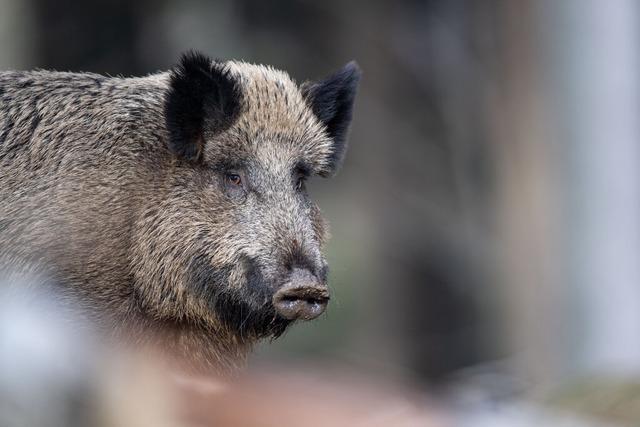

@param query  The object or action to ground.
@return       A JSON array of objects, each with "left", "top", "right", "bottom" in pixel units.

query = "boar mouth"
[
  {"left": 189, "top": 255, "right": 330, "bottom": 338},
  {"left": 188, "top": 255, "right": 293, "bottom": 338},
  {"left": 211, "top": 288, "right": 293, "bottom": 338}
]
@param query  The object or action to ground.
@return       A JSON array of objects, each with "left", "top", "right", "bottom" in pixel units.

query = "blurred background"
[{"left": 2, "top": 0, "right": 640, "bottom": 425}]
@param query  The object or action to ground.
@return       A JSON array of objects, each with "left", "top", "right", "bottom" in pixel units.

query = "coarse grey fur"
[{"left": 0, "top": 52, "right": 361, "bottom": 373}]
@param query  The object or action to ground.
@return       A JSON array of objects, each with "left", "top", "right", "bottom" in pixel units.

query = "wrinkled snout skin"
[{"left": 0, "top": 51, "right": 360, "bottom": 373}]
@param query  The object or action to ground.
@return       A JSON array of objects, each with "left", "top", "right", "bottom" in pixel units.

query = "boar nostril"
[
  {"left": 272, "top": 286, "right": 329, "bottom": 321},
  {"left": 272, "top": 269, "right": 329, "bottom": 321}
]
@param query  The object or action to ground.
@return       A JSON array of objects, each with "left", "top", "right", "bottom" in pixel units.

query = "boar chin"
[
  {"left": 188, "top": 254, "right": 292, "bottom": 338},
  {"left": 213, "top": 291, "right": 292, "bottom": 339}
]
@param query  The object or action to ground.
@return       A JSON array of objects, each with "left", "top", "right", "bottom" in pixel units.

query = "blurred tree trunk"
[
  {"left": 0, "top": 0, "right": 35, "bottom": 69},
  {"left": 492, "top": 0, "right": 564, "bottom": 387},
  {"left": 495, "top": 0, "right": 640, "bottom": 388},
  {"left": 544, "top": 0, "right": 640, "bottom": 376}
]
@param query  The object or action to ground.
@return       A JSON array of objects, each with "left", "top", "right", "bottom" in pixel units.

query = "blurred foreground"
[
  {"left": 0, "top": 282, "right": 443, "bottom": 427},
  {"left": 0, "top": 282, "right": 635, "bottom": 427}
]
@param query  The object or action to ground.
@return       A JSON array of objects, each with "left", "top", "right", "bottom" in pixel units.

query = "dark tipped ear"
[
  {"left": 302, "top": 61, "right": 361, "bottom": 174},
  {"left": 164, "top": 51, "right": 242, "bottom": 162}
]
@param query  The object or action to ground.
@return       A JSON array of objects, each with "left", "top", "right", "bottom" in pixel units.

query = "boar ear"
[
  {"left": 165, "top": 51, "right": 242, "bottom": 162},
  {"left": 302, "top": 61, "right": 361, "bottom": 174}
]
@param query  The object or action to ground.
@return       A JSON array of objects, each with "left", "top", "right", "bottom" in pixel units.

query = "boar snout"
[{"left": 272, "top": 268, "right": 329, "bottom": 321}]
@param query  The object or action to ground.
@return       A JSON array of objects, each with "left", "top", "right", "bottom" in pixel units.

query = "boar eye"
[
  {"left": 225, "top": 172, "right": 242, "bottom": 187},
  {"left": 222, "top": 170, "right": 246, "bottom": 200}
]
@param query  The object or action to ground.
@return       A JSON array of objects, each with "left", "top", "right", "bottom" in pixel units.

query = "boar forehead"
[{"left": 201, "top": 61, "right": 334, "bottom": 174}]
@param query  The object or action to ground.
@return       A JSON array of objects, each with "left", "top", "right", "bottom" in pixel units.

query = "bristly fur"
[
  {"left": 165, "top": 51, "right": 243, "bottom": 162},
  {"left": 0, "top": 51, "right": 360, "bottom": 375},
  {"left": 302, "top": 61, "right": 362, "bottom": 175}
]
